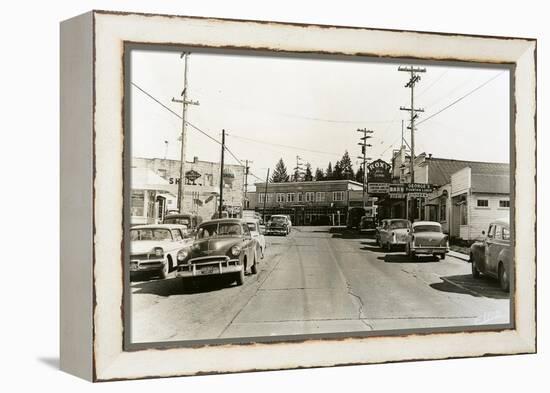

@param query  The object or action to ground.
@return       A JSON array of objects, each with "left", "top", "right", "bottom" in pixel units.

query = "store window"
[
  {"left": 131, "top": 190, "right": 145, "bottom": 216},
  {"left": 460, "top": 201, "right": 468, "bottom": 225},
  {"left": 315, "top": 192, "right": 326, "bottom": 202},
  {"left": 333, "top": 191, "right": 344, "bottom": 201},
  {"left": 499, "top": 200, "right": 510, "bottom": 208},
  {"left": 477, "top": 199, "right": 489, "bottom": 207}
]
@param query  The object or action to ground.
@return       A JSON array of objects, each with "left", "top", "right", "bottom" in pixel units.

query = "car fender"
[{"left": 498, "top": 246, "right": 512, "bottom": 271}]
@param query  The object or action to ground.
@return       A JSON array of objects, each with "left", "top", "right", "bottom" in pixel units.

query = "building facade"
[
  {"left": 386, "top": 148, "right": 510, "bottom": 240},
  {"left": 132, "top": 156, "right": 245, "bottom": 223},
  {"left": 248, "top": 180, "right": 364, "bottom": 226}
]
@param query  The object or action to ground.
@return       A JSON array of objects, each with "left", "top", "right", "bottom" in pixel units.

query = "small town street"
[{"left": 130, "top": 226, "right": 509, "bottom": 343}]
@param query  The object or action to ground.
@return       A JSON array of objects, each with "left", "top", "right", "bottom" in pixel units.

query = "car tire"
[
  {"left": 498, "top": 263, "right": 509, "bottom": 292},
  {"left": 251, "top": 257, "right": 258, "bottom": 275},
  {"left": 235, "top": 269, "right": 245, "bottom": 286},
  {"left": 471, "top": 257, "right": 481, "bottom": 278},
  {"left": 439, "top": 253, "right": 446, "bottom": 260},
  {"left": 261, "top": 246, "right": 265, "bottom": 259},
  {"left": 159, "top": 259, "right": 171, "bottom": 279},
  {"left": 386, "top": 242, "right": 392, "bottom": 252}
]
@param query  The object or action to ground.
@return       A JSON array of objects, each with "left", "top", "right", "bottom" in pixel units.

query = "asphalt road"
[{"left": 130, "top": 226, "right": 510, "bottom": 344}]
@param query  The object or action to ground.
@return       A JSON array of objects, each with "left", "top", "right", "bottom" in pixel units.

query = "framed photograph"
[{"left": 60, "top": 10, "right": 536, "bottom": 381}]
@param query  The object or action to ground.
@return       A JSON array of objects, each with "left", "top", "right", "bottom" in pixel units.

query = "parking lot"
[{"left": 130, "top": 226, "right": 510, "bottom": 344}]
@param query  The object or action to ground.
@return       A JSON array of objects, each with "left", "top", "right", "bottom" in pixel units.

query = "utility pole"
[
  {"left": 243, "top": 159, "right": 252, "bottom": 209},
  {"left": 357, "top": 128, "right": 374, "bottom": 208},
  {"left": 172, "top": 52, "right": 200, "bottom": 213},
  {"left": 218, "top": 129, "right": 226, "bottom": 218},
  {"left": 262, "top": 168, "right": 270, "bottom": 222},
  {"left": 399, "top": 65, "right": 426, "bottom": 221}
]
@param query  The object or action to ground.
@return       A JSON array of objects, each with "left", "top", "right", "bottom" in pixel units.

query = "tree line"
[{"left": 270, "top": 151, "right": 365, "bottom": 184}]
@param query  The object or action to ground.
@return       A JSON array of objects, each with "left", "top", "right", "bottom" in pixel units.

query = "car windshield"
[
  {"left": 414, "top": 225, "right": 442, "bottom": 233},
  {"left": 164, "top": 217, "right": 190, "bottom": 226},
  {"left": 130, "top": 228, "right": 172, "bottom": 241},
  {"left": 246, "top": 223, "right": 258, "bottom": 232},
  {"left": 196, "top": 223, "right": 242, "bottom": 239},
  {"left": 272, "top": 216, "right": 286, "bottom": 223},
  {"left": 389, "top": 220, "right": 409, "bottom": 229}
]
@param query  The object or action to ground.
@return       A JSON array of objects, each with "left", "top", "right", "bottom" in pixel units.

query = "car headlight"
[
  {"left": 153, "top": 247, "right": 164, "bottom": 257},
  {"left": 177, "top": 249, "right": 188, "bottom": 262},
  {"left": 231, "top": 245, "right": 241, "bottom": 257}
]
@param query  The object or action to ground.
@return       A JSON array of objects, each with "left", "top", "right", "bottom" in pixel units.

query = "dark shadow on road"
[
  {"left": 131, "top": 276, "right": 241, "bottom": 296},
  {"left": 330, "top": 228, "right": 375, "bottom": 239},
  {"left": 379, "top": 254, "right": 440, "bottom": 263},
  {"left": 431, "top": 274, "right": 509, "bottom": 299},
  {"left": 359, "top": 244, "right": 387, "bottom": 253},
  {"left": 37, "top": 357, "right": 59, "bottom": 370}
]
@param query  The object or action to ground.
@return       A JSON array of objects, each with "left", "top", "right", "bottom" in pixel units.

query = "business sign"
[
  {"left": 185, "top": 169, "right": 201, "bottom": 184},
  {"left": 389, "top": 184, "right": 405, "bottom": 194},
  {"left": 404, "top": 183, "right": 435, "bottom": 194},
  {"left": 408, "top": 193, "right": 429, "bottom": 198},
  {"left": 367, "top": 159, "right": 391, "bottom": 183},
  {"left": 367, "top": 182, "right": 390, "bottom": 194}
]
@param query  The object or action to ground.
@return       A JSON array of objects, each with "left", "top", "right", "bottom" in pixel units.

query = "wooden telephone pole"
[
  {"left": 399, "top": 65, "right": 426, "bottom": 221},
  {"left": 218, "top": 129, "right": 226, "bottom": 217},
  {"left": 357, "top": 128, "right": 374, "bottom": 207},
  {"left": 172, "top": 52, "right": 200, "bottom": 213}
]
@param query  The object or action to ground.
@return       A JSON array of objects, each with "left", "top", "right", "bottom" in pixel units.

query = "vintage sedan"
[
  {"left": 245, "top": 219, "right": 266, "bottom": 259},
  {"left": 405, "top": 221, "right": 449, "bottom": 259},
  {"left": 265, "top": 215, "right": 291, "bottom": 236},
  {"left": 377, "top": 219, "right": 411, "bottom": 251},
  {"left": 176, "top": 218, "right": 258, "bottom": 286},
  {"left": 129, "top": 224, "right": 193, "bottom": 279},
  {"left": 470, "top": 218, "right": 511, "bottom": 291}
]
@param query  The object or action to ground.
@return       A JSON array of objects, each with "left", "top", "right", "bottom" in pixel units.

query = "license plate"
[
  {"left": 199, "top": 266, "right": 219, "bottom": 275},
  {"left": 130, "top": 261, "right": 139, "bottom": 271}
]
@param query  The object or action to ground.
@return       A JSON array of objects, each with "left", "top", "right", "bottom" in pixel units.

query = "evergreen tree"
[
  {"left": 314, "top": 168, "right": 324, "bottom": 181},
  {"left": 355, "top": 165, "right": 364, "bottom": 183},
  {"left": 304, "top": 163, "right": 313, "bottom": 181},
  {"left": 340, "top": 151, "right": 355, "bottom": 180},
  {"left": 326, "top": 162, "right": 333, "bottom": 180},
  {"left": 333, "top": 160, "right": 343, "bottom": 180},
  {"left": 271, "top": 158, "right": 290, "bottom": 183}
]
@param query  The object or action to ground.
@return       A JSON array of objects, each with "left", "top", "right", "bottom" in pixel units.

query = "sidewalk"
[{"left": 448, "top": 250, "right": 469, "bottom": 262}]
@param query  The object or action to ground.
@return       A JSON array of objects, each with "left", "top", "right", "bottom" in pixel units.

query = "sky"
[{"left": 130, "top": 48, "right": 510, "bottom": 188}]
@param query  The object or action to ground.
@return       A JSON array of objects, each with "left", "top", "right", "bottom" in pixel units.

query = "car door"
[
  {"left": 480, "top": 224, "right": 495, "bottom": 274},
  {"left": 487, "top": 224, "right": 505, "bottom": 276}
]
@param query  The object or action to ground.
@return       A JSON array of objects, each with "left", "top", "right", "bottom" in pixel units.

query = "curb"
[{"left": 448, "top": 250, "right": 470, "bottom": 262}]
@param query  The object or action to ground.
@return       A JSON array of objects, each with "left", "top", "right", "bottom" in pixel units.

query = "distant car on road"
[
  {"left": 470, "top": 218, "right": 511, "bottom": 291},
  {"left": 359, "top": 215, "right": 377, "bottom": 232},
  {"left": 245, "top": 219, "right": 266, "bottom": 259},
  {"left": 176, "top": 218, "right": 258, "bottom": 286},
  {"left": 405, "top": 221, "right": 449, "bottom": 260},
  {"left": 347, "top": 207, "right": 366, "bottom": 230},
  {"left": 266, "top": 214, "right": 291, "bottom": 236},
  {"left": 130, "top": 224, "right": 193, "bottom": 279},
  {"left": 377, "top": 219, "right": 411, "bottom": 251}
]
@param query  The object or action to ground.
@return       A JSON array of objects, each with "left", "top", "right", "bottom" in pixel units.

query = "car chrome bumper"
[
  {"left": 266, "top": 228, "right": 287, "bottom": 234},
  {"left": 176, "top": 258, "right": 242, "bottom": 278},
  {"left": 410, "top": 247, "right": 449, "bottom": 254},
  {"left": 129, "top": 259, "right": 164, "bottom": 272}
]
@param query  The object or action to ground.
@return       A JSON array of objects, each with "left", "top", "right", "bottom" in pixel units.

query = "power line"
[
  {"left": 416, "top": 71, "right": 505, "bottom": 126},
  {"left": 131, "top": 82, "right": 220, "bottom": 146},
  {"left": 226, "top": 133, "right": 341, "bottom": 157}
]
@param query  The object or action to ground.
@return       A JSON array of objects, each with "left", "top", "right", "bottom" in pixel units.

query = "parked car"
[
  {"left": 377, "top": 219, "right": 411, "bottom": 251},
  {"left": 129, "top": 224, "right": 193, "bottom": 279},
  {"left": 359, "top": 215, "right": 377, "bottom": 232},
  {"left": 405, "top": 221, "right": 449, "bottom": 259},
  {"left": 175, "top": 218, "right": 258, "bottom": 286},
  {"left": 347, "top": 207, "right": 366, "bottom": 230},
  {"left": 163, "top": 213, "right": 203, "bottom": 232},
  {"left": 266, "top": 215, "right": 291, "bottom": 236},
  {"left": 470, "top": 218, "right": 511, "bottom": 291},
  {"left": 245, "top": 219, "right": 266, "bottom": 259}
]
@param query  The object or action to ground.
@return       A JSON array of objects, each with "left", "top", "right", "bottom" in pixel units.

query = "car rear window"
[{"left": 413, "top": 225, "right": 441, "bottom": 233}]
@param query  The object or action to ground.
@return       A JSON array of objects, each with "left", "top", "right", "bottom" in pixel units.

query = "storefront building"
[
  {"left": 132, "top": 156, "right": 245, "bottom": 223},
  {"left": 247, "top": 180, "right": 364, "bottom": 226}
]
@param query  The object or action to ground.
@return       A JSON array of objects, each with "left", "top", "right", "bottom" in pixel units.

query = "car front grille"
[{"left": 130, "top": 253, "right": 150, "bottom": 261}]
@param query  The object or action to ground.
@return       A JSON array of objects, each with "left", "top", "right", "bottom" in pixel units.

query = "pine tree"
[
  {"left": 326, "top": 162, "right": 333, "bottom": 180},
  {"left": 333, "top": 160, "right": 343, "bottom": 180},
  {"left": 271, "top": 158, "right": 290, "bottom": 183},
  {"left": 304, "top": 163, "right": 313, "bottom": 181},
  {"left": 355, "top": 166, "right": 364, "bottom": 183},
  {"left": 314, "top": 168, "right": 324, "bottom": 181},
  {"left": 339, "top": 151, "right": 355, "bottom": 180}
]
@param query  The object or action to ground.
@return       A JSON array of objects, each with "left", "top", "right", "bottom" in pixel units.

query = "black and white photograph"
[{"left": 126, "top": 47, "right": 512, "bottom": 345}]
